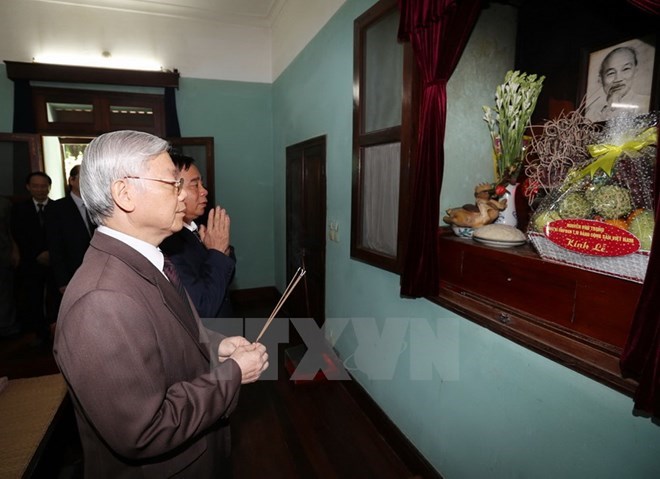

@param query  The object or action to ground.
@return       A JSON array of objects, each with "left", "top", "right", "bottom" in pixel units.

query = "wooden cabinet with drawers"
[{"left": 429, "top": 227, "right": 642, "bottom": 395}]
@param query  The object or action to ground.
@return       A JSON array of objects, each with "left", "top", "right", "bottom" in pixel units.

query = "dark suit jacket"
[
  {"left": 160, "top": 228, "right": 236, "bottom": 318},
  {"left": 46, "top": 195, "right": 92, "bottom": 289},
  {"left": 53, "top": 232, "right": 242, "bottom": 478},
  {"left": 10, "top": 198, "right": 51, "bottom": 272}
]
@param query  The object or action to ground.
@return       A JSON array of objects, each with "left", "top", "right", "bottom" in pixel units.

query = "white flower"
[{"left": 483, "top": 70, "right": 545, "bottom": 182}]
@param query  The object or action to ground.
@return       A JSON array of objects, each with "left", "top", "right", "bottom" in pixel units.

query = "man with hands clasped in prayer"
[
  {"left": 53, "top": 130, "right": 268, "bottom": 478},
  {"left": 160, "top": 153, "right": 236, "bottom": 319}
]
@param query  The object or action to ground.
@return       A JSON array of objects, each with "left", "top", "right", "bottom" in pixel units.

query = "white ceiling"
[
  {"left": 1, "top": 0, "right": 347, "bottom": 82},
  {"left": 31, "top": 0, "right": 288, "bottom": 27}
]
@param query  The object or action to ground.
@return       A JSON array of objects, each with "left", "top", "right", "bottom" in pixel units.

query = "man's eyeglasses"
[{"left": 124, "top": 176, "right": 183, "bottom": 195}]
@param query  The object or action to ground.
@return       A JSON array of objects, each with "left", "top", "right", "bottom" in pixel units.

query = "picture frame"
[{"left": 580, "top": 35, "right": 656, "bottom": 122}]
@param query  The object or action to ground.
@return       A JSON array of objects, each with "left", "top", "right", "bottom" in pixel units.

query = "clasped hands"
[
  {"left": 218, "top": 336, "right": 269, "bottom": 384},
  {"left": 198, "top": 206, "right": 231, "bottom": 255}
]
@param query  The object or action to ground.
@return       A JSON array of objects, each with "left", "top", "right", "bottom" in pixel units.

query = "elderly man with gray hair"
[
  {"left": 53, "top": 130, "right": 268, "bottom": 478},
  {"left": 588, "top": 45, "right": 651, "bottom": 121}
]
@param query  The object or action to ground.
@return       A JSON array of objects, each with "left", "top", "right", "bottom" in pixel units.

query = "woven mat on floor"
[{"left": 0, "top": 374, "right": 67, "bottom": 479}]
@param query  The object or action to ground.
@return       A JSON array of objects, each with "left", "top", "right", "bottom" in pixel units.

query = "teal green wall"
[
  {"left": 272, "top": 1, "right": 660, "bottom": 478},
  {"left": 175, "top": 78, "right": 274, "bottom": 289}
]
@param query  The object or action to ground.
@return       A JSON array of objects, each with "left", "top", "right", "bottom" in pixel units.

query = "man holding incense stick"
[{"left": 53, "top": 130, "right": 268, "bottom": 478}]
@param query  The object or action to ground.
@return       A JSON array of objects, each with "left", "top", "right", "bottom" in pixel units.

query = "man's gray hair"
[{"left": 80, "top": 130, "right": 169, "bottom": 226}]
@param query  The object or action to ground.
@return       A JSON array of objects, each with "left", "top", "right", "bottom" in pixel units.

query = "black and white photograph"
[{"left": 584, "top": 36, "right": 655, "bottom": 122}]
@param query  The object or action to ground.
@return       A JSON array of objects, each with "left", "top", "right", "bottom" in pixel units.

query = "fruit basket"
[
  {"left": 527, "top": 114, "right": 656, "bottom": 283},
  {"left": 528, "top": 231, "right": 650, "bottom": 283}
]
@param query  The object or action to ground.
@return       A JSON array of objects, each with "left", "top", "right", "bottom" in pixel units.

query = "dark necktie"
[
  {"left": 37, "top": 203, "right": 45, "bottom": 227},
  {"left": 192, "top": 228, "right": 203, "bottom": 243},
  {"left": 162, "top": 255, "right": 198, "bottom": 336},
  {"left": 163, "top": 255, "right": 188, "bottom": 306}
]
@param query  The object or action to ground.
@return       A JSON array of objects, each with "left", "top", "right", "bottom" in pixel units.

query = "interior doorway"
[
  {"left": 285, "top": 136, "right": 327, "bottom": 331},
  {"left": 43, "top": 137, "right": 91, "bottom": 199}
]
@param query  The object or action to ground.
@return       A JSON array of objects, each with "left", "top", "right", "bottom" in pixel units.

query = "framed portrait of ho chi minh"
[{"left": 580, "top": 35, "right": 656, "bottom": 123}]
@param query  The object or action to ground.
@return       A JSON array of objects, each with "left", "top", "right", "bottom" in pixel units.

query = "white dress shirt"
[{"left": 95, "top": 226, "right": 166, "bottom": 277}]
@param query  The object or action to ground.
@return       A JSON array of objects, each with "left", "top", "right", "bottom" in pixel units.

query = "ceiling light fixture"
[{"left": 33, "top": 52, "right": 163, "bottom": 71}]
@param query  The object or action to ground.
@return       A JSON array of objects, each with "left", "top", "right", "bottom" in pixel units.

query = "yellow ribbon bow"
[{"left": 578, "top": 127, "right": 657, "bottom": 179}]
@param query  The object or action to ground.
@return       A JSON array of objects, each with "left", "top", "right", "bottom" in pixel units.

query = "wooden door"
[{"left": 285, "top": 136, "right": 326, "bottom": 330}]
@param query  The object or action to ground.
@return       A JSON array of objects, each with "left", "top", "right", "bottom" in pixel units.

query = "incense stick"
[
  {"left": 268, "top": 267, "right": 302, "bottom": 321},
  {"left": 255, "top": 268, "right": 306, "bottom": 342},
  {"left": 255, "top": 268, "right": 305, "bottom": 342}
]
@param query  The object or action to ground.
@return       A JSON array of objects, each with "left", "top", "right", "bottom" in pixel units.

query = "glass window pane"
[
  {"left": 364, "top": 10, "right": 403, "bottom": 133},
  {"left": 109, "top": 105, "right": 155, "bottom": 129},
  {"left": 46, "top": 102, "right": 93, "bottom": 124},
  {"left": 360, "top": 142, "right": 400, "bottom": 256}
]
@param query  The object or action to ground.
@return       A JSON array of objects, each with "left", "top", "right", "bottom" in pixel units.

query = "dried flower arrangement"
[
  {"left": 483, "top": 70, "right": 545, "bottom": 184},
  {"left": 524, "top": 104, "right": 603, "bottom": 205}
]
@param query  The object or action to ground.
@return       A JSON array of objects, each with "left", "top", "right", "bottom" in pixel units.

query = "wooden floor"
[
  {"left": 230, "top": 347, "right": 435, "bottom": 478},
  {"left": 0, "top": 297, "right": 440, "bottom": 479}
]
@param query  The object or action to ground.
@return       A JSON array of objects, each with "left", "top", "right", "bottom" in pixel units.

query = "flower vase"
[{"left": 495, "top": 183, "right": 518, "bottom": 228}]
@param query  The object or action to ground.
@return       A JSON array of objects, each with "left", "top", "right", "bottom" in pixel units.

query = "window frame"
[
  {"left": 32, "top": 86, "right": 166, "bottom": 137},
  {"left": 351, "top": 0, "right": 418, "bottom": 273},
  {"left": 3, "top": 62, "right": 215, "bottom": 208}
]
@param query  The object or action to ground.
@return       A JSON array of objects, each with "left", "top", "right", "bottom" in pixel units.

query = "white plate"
[{"left": 472, "top": 237, "right": 527, "bottom": 248}]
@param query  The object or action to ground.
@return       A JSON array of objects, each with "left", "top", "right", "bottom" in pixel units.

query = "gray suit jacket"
[{"left": 53, "top": 232, "right": 241, "bottom": 478}]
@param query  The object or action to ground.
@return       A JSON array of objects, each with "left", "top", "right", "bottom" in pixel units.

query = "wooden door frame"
[{"left": 285, "top": 135, "right": 327, "bottom": 325}]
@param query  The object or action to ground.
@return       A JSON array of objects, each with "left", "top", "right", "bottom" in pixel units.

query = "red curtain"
[
  {"left": 397, "top": 0, "right": 482, "bottom": 297},
  {"left": 619, "top": 0, "right": 659, "bottom": 420},
  {"left": 626, "top": 0, "right": 660, "bottom": 15},
  {"left": 620, "top": 134, "right": 660, "bottom": 418}
]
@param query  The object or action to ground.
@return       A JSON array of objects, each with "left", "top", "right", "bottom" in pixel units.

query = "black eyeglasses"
[{"left": 124, "top": 176, "right": 183, "bottom": 195}]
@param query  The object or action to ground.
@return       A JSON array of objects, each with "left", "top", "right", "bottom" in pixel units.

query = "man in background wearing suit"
[
  {"left": 160, "top": 153, "right": 236, "bottom": 318},
  {"left": 11, "top": 171, "right": 57, "bottom": 341},
  {"left": 54, "top": 130, "right": 268, "bottom": 478},
  {"left": 47, "top": 165, "right": 93, "bottom": 296}
]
